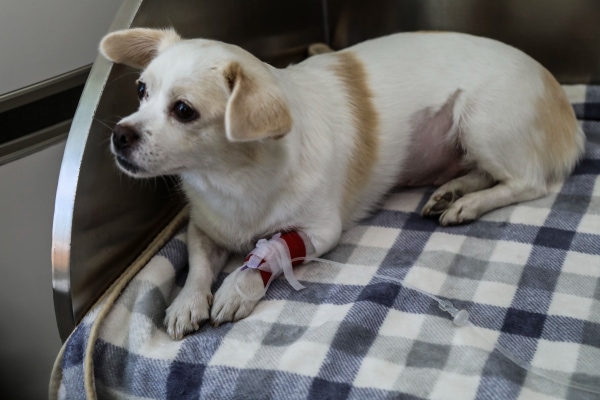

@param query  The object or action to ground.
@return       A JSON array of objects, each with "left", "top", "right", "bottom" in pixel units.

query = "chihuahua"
[{"left": 100, "top": 28, "right": 584, "bottom": 339}]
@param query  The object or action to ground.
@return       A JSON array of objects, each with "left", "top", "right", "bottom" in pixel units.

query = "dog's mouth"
[{"left": 115, "top": 155, "right": 145, "bottom": 175}]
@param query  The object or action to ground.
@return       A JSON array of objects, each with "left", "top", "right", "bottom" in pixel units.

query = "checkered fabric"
[{"left": 51, "top": 86, "right": 600, "bottom": 400}]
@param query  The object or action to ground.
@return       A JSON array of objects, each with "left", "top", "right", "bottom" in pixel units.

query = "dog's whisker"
[
  {"left": 94, "top": 118, "right": 114, "bottom": 132},
  {"left": 99, "top": 137, "right": 112, "bottom": 147}
]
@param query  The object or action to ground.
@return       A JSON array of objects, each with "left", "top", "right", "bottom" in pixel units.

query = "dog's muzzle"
[
  {"left": 111, "top": 124, "right": 143, "bottom": 174},
  {"left": 112, "top": 124, "right": 140, "bottom": 152}
]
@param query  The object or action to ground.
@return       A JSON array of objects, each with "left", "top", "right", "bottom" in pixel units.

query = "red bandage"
[{"left": 244, "top": 231, "right": 307, "bottom": 287}]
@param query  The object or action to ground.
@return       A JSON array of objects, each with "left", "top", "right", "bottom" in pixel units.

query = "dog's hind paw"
[
  {"left": 210, "top": 267, "right": 265, "bottom": 327},
  {"left": 164, "top": 289, "right": 212, "bottom": 340},
  {"left": 421, "top": 190, "right": 463, "bottom": 217},
  {"left": 439, "top": 198, "right": 479, "bottom": 226}
]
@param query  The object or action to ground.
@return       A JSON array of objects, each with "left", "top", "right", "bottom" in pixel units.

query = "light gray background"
[
  {"left": 0, "top": 0, "right": 123, "bottom": 398},
  {"left": 0, "top": 0, "right": 124, "bottom": 95}
]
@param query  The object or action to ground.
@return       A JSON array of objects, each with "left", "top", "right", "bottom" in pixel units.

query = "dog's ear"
[
  {"left": 100, "top": 28, "right": 181, "bottom": 69},
  {"left": 223, "top": 62, "right": 293, "bottom": 142}
]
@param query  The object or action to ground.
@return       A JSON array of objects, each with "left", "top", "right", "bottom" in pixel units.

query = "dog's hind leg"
[
  {"left": 423, "top": 129, "right": 550, "bottom": 226},
  {"left": 421, "top": 117, "right": 552, "bottom": 226},
  {"left": 427, "top": 66, "right": 583, "bottom": 226},
  {"left": 437, "top": 179, "right": 548, "bottom": 226}
]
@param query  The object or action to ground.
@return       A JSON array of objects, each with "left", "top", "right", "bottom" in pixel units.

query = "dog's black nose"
[{"left": 112, "top": 124, "right": 140, "bottom": 151}]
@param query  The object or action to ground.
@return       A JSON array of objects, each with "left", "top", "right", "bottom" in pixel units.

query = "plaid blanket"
[{"left": 51, "top": 86, "right": 600, "bottom": 400}]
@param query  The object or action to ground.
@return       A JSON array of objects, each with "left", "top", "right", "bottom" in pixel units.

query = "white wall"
[
  {"left": 0, "top": 0, "right": 124, "bottom": 95},
  {"left": 0, "top": 1, "right": 125, "bottom": 397},
  {"left": 0, "top": 141, "right": 66, "bottom": 399}
]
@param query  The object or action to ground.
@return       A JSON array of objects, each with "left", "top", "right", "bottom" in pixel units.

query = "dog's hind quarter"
[
  {"left": 330, "top": 51, "right": 380, "bottom": 222},
  {"left": 534, "top": 68, "right": 585, "bottom": 182}
]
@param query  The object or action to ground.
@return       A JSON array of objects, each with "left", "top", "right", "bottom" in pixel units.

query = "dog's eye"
[
  {"left": 137, "top": 81, "right": 146, "bottom": 100},
  {"left": 172, "top": 101, "right": 198, "bottom": 122}
]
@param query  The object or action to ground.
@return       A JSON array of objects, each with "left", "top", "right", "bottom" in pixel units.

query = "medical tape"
[{"left": 240, "top": 231, "right": 307, "bottom": 290}]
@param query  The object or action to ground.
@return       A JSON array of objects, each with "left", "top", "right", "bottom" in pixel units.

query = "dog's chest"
[{"left": 183, "top": 184, "right": 285, "bottom": 253}]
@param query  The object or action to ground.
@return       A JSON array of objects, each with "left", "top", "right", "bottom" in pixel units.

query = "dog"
[{"left": 100, "top": 28, "right": 584, "bottom": 339}]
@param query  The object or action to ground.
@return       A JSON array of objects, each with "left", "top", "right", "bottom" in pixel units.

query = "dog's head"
[{"left": 99, "top": 28, "right": 292, "bottom": 177}]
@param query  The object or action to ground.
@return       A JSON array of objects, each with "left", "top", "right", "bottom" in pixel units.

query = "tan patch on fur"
[
  {"left": 224, "top": 62, "right": 293, "bottom": 142},
  {"left": 332, "top": 51, "right": 379, "bottom": 218},
  {"left": 100, "top": 28, "right": 181, "bottom": 69},
  {"left": 223, "top": 62, "right": 240, "bottom": 91},
  {"left": 535, "top": 68, "right": 583, "bottom": 181}
]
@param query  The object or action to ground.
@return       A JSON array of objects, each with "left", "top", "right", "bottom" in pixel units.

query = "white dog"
[{"left": 100, "top": 28, "right": 584, "bottom": 339}]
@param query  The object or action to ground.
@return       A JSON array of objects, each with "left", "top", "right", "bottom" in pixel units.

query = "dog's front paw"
[
  {"left": 210, "top": 268, "right": 265, "bottom": 327},
  {"left": 164, "top": 289, "right": 212, "bottom": 340}
]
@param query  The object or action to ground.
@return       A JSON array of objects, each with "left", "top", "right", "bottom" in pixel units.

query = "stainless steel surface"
[
  {"left": 131, "top": 0, "right": 326, "bottom": 67},
  {"left": 53, "top": 0, "right": 600, "bottom": 341},
  {"left": 0, "top": 65, "right": 90, "bottom": 114},
  {"left": 0, "top": 121, "right": 69, "bottom": 166},
  {"left": 0, "top": 65, "right": 88, "bottom": 166},
  {"left": 327, "top": 0, "right": 600, "bottom": 84},
  {"left": 52, "top": 0, "right": 145, "bottom": 341}
]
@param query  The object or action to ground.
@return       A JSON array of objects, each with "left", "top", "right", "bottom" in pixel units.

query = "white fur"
[{"left": 100, "top": 29, "right": 584, "bottom": 339}]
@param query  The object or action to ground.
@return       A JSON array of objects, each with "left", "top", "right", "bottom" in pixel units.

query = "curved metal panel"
[
  {"left": 328, "top": 0, "right": 600, "bottom": 84},
  {"left": 53, "top": 0, "right": 149, "bottom": 341}
]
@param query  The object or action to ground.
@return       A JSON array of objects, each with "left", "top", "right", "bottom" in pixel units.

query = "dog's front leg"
[
  {"left": 210, "top": 221, "right": 342, "bottom": 326},
  {"left": 165, "top": 223, "right": 228, "bottom": 340}
]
